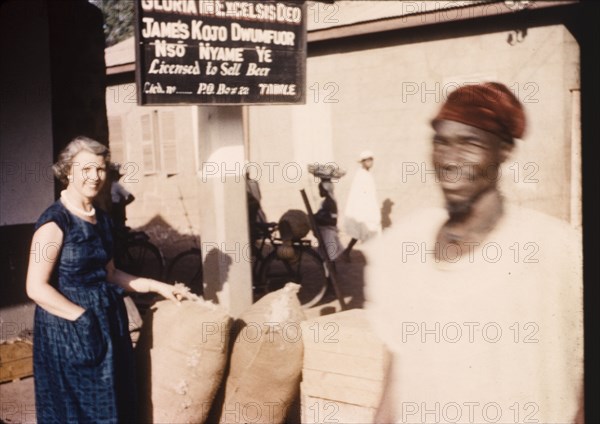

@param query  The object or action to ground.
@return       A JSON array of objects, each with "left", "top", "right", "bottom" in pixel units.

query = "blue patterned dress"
[{"left": 33, "top": 201, "right": 136, "bottom": 423}]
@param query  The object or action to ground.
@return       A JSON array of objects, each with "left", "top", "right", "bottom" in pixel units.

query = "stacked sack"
[
  {"left": 135, "top": 296, "right": 232, "bottom": 423},
  {"left": 218, "top": 283, "right": 307, "bottom": 424},
  {"left": 135, "top": 283, "right": 307, "bottom": 423}
]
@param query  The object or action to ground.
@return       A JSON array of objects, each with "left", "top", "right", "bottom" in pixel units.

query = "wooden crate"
[
  {"left": 301, "top": 390, "right": 377, "bottom": 424},
  {"left": 0, "top": 340, "right": 33, "bottom": 383},
  {"left": 300, "top": 309, "right": 388, "bottom": 419}
]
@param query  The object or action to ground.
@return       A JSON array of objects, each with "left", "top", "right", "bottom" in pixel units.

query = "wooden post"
[{"left": 197, "top": 106, "right": 253, "bottom": 317}]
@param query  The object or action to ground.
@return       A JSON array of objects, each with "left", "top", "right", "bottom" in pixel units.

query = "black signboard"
[{"left": 134, "top": 0, "right": 306, "bottom": 105}]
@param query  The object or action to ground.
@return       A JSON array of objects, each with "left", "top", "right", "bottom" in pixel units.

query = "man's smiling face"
[{"left": 432, "top": 120, "right": 513, "bottom": 214}]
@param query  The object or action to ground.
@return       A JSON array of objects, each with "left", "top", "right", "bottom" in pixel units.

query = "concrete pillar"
[{"left": 195, "top": 106, "right": 253, "bottom": 317}]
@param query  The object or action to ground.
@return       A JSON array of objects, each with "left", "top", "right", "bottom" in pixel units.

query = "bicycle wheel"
[
  {"left": 251, "top": 239, "right": 274, "bottom": 284},
  {"left": 167, "top": 248, "right": 203, "bottom": 295},
  {"left": 259, "top": 247, "right": 328, "bottom": 308},
  {"left": 121, "top": 240, "right": 164, "bottom": 281}
]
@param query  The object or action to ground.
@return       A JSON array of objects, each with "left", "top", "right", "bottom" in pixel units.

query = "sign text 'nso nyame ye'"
[{"left": 135, "top": 0, "right": 307, "bottom": 105}]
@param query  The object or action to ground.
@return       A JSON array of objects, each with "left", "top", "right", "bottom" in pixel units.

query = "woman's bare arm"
[
  {"left": 105, "top": 260, "right": 189, "bottom": 303},
  {"left": 26, "top": 222, "right": 85, "bottom": 321}
]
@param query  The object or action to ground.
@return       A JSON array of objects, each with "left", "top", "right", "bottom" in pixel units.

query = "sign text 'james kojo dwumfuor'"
[{"left": 135, "top": 0, "right": 307, "bottom": 105}]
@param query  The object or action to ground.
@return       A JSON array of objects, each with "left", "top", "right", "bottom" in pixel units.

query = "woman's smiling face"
[{"left": 67, "top": 150, "right": 107, "bottom": 200}]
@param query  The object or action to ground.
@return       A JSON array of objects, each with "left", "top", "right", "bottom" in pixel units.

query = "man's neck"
[{"left": 437, "top": 189, "right": 505, "bottom": 255}]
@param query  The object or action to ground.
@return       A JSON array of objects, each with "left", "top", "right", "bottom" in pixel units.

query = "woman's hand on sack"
[{"left": 146, "top": 279, "right": 191, "bottom": 303}]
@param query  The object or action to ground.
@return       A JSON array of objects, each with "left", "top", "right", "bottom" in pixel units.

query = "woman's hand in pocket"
[{"left": 69, "top": 309, "right": 107, "bottom": 367}]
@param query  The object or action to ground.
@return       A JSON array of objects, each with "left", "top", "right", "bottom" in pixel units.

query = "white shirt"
[{"left": 364, "top": 205, "right": 583, "bottom": 423}]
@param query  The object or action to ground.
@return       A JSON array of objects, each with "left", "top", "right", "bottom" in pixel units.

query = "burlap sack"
[
  {"left": 278, "top": 209, "right": 310, "bottom": 241},
  {"left": 219, "top": 283, "right": 306, "bottom": 424},
  {"left": 136, "top": 298, "right": 232, "bottom": 424}
]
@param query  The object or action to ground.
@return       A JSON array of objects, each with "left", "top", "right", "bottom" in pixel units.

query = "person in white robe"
[{"left": 342, "top": 150, "right": 381, "bottom": 261}]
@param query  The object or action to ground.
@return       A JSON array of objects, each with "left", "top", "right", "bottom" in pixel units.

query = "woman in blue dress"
[{"left": 25, "top": 136, "right": 189, "bottom": 423}]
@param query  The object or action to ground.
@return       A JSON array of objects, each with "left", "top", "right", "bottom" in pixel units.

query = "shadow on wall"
[
  {"left": 202, "top": 248, "right": 233, "bottom": 304},
  {"left": 341, "top": 250, "right": 367, "bottom": 310},
  {"left": 131, "top": 215, "right": 246, "bottom": 304},
  {"left": 134, "top": 215, "right": 200, "bottom": 262},
  {"left": 381, "top": 198, "right": 394, "bottom": 230}
]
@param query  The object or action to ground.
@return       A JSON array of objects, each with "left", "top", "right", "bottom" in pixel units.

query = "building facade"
[{"left": 105, "top": 1, "right": 583, "bottom": 260}]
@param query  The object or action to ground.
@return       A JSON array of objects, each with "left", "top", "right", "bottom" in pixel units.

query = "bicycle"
[
  {"left": 166, "top": 244, "right": 203, "bottom": 295},
  {"left": 255, "top": 235, "right": 329, "bottom": 308},
  {"left": 112, "top": 226, "right": 165, "bottom": 313},
  {"left": 165, "top": 220, "right": 329, "bottom": 308},
  {"left": 113, "top": 226, "right": 165, "bottom": 281},
  {"left": 250, "top": 221, "right": 277, "bottom": 279},
  {"left": 164, "top": 221, "right": 276, "bottom": 297},
  {"left": 251, "top": 216, "right": 329, "bottom": 308}
]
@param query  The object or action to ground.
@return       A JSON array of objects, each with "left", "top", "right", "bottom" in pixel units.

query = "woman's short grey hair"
[{"left": 52, "top": 136, "right": 111, "bottom": 186}]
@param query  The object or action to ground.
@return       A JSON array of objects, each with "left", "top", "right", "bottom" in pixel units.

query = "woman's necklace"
[{"left": 60, "top": 190, "right": 96, "bottom": 217}]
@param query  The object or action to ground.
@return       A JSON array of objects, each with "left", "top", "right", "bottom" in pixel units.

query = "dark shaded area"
[
  {"left": 577, "top": 2, "right": 600, "bottom": 423},
  {"left": 0, "top": 224, "right": 35, "bottom": 307},
  {"left": 0, "top": 0, "right": 108, "bottom": 309},
  {"left": 202, "top": 248, "right": 233, "bottom": 305},
  {"left": 381, "top": 198, "right": 395, "bottom": 230},
  {"left": 106, "top": 70, "right": 135, "bottom": 87},
  {"left": 48, "top": 0, "right": 109, "bottom": 197},
  {"left": 134, "top": 214, "right": 199, "bottom": 262},
  {"left": 126, "top": 214, "right": 203, "bottom": 298}
]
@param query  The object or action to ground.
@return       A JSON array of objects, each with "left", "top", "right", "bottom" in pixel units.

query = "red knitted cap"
[{"left": 432, "top": 82, "right": 526, "bottom": 140}]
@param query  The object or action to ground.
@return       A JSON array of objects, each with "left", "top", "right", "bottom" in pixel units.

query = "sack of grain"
[
  {"left": 136, "top": 296, "right": 232, "bottom": 424},
  {"left": 219, "top": 283, "right": 306, "bottom": 424},
  {"left": 278, "top": 209, "right": 310, "bottom": 241}
]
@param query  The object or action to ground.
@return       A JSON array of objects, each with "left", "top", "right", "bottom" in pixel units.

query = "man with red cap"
[{"left": 365, "top": 82, "right": 583, "bottom": 423}]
